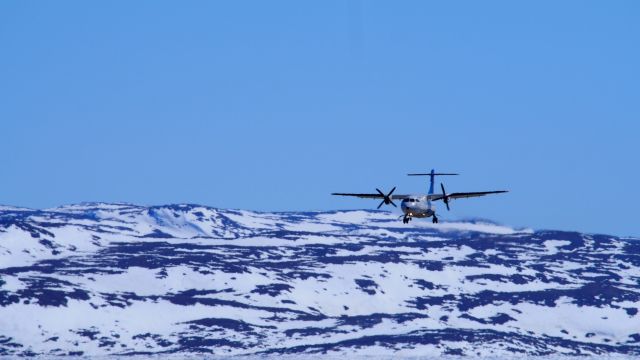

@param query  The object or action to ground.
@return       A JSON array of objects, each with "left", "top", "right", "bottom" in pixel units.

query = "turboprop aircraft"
[{"left": 332, "top": 169, "right": 508, "bottom": 224}]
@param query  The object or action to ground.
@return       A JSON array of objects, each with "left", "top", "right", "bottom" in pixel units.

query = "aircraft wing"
[
  {"left": 331, "top": 193, "right": 410, "bottom": 200},
  {"left": 429, "top": 190, "right": 508, "bottom": 201}
]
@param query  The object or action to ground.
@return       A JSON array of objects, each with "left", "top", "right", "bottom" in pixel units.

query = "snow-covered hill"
[{"left": 0, "top": 203, "right": 638, "bottom": 357}]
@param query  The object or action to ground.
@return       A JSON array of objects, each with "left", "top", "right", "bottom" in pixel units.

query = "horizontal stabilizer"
[{"left": 407, "top": 173, "right": 459, "bottom": 176}]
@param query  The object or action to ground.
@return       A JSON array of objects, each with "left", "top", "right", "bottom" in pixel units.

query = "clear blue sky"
[{"left": 1, "top": 1, "right": 638, "bottom": 236}]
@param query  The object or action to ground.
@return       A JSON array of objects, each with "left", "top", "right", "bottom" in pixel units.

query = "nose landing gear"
[
  {"left": 432, "top": 215, "right": 439, "bottom": 224},
  {"left": 403, "top": 215, "right": 412, "bottom": 224}
]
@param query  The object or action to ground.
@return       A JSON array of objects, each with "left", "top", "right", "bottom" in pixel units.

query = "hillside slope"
[{"left": 0, "top": 203, "right": 638, "bottom": 356}]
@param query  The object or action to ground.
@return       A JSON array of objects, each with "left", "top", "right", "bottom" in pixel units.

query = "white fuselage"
[{"left": 400, "top": 195, "right": 435, "bottom": 218}]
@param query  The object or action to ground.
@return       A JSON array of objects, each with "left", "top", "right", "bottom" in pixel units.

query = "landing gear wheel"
[{"left": 432, "top": 216, "right": 439, "bottom": 224}]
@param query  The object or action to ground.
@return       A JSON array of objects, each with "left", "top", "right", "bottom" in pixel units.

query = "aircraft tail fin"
[{"left": 407, "top": 170, "right": 458, "bottom": 195}]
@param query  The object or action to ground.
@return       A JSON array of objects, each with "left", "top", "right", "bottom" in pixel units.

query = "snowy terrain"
[{"left": 0, "top": 203, "right": 638, "bottom": 357}]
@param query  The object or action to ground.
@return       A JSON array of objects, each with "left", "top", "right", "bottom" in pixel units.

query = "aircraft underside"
[{"left": 402, "top": 207, "right": 437, "bottom": 224}]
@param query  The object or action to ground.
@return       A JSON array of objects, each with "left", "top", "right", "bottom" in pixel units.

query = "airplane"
[{"left": 332, "top": 169, "right": 508, "bottom": 224}]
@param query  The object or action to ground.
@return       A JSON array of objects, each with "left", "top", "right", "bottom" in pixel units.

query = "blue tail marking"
[{"left": 428, "top": 169, "right": 435, "bottom": 195}]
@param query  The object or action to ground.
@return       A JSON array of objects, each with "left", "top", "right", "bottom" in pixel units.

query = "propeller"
[
  {"left": 441, "top": 183, "right": 451, "bottom": 211},
  {"left": 376, "top": 187, "right": 397, "bottom": 209}
]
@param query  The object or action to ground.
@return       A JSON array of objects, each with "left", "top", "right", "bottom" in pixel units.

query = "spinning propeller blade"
[
  {"left": 441, "top": 183, "right": 451, "bottom": 211},
  {"left": 376, "top": 187, "right": 397, "bottom": 209}
]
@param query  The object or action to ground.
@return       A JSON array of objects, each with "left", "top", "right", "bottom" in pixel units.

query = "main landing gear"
[{"left": 401, "top": 215, "right": 438, "bottom": 224}]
